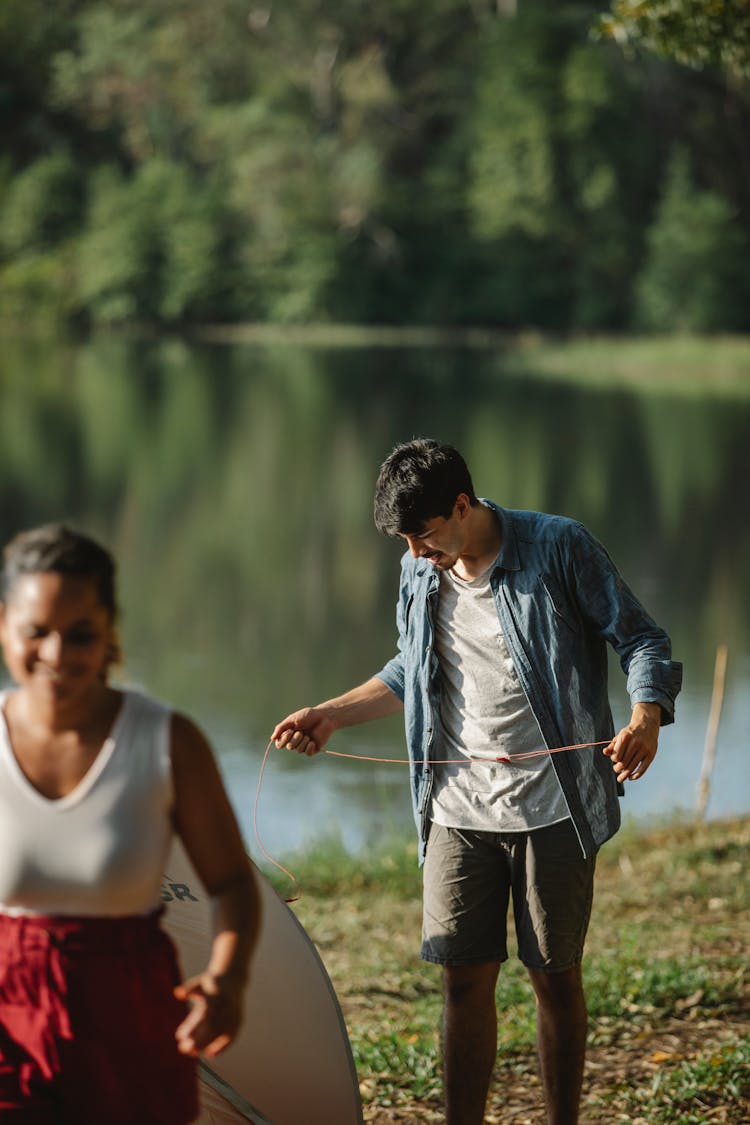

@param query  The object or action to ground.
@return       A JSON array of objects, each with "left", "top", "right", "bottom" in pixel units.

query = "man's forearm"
[
  {"left": 321, "top": 677, "right": 404, "bottom": 731},
  {"left": 630, "top": 701, "right": 662, "bottom": 729},
  {"left": 273, "top": 677, "right": 403, "bottom": 755}
]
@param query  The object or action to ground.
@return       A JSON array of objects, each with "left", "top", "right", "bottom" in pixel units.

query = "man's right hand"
[
  {"left": 272, "top": 707, "right": 335, "bottom": 756},
  {"left": 272, "top": 679, "right": 403, "bottom": 757}
]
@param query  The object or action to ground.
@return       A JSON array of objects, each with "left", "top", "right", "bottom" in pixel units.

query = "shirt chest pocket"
[
  {"left": 538, "top": 574, "right": 579, "bottom": 633},
  {"left": 402, "top": 588, "right": 435, "bottom": 656}
]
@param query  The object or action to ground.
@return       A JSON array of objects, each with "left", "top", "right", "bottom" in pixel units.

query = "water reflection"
[{"left": 0, "top": 334, "right": 748, "bottom": 856}]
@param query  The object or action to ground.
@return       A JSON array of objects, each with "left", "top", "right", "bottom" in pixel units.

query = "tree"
[
  {"left": 597, "top": 0, "right": 750, "bottom": 84},
  {"left": 634, "top": 146, "right": 750, "bottom": 331},
  {"left": 2, "top": 0, "right": 750, "bottom": 329}
]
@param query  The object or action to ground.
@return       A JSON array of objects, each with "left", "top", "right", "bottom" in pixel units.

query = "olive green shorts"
[{"left": 421, "top": 819, "right": 596, "bottom": 971}]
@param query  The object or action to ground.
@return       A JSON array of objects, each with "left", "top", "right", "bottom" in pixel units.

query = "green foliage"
[
  {"left": 1, "top": 0, "right": 750, "bottom": 329},
  {"left": 51, "top": 4, "right": 207, "bottom": 163},
  {"left": 262, "top": 833, "right": 422, "bottom": 899},
  {"left": 0, "top": 150, "right": 82, "bottom": 254},
  {"left": 622, "top": 1037, "right": 750, "bottom": 1122},
  {"left": 635, "top": 147, "right": 750, "bottom": 332},
  {"left": 468, "top": 14, "right": 559, "bottom": 242},
  {"left": 0, "top": 251, "right": 75, "bottom": 322},
  {"left": 0, "top": 150, "right": 84, "bottom": 320},
  {"left": 598, "top": 0, "right": 750, "bottom": 83},
  {"left": 465, "top": 6, "right": 668, "bottom": 328},
  {"left": 585, "top": 947, "right": 740, "bottom": 1031},
  {"left": 73, "top": 166, "right": 153, "bottom": 322},
  {"left": 0, "top": 0, "right": 83, "bottom": 163},
  {"left": 74, "top": 160, "right": 229, "bottom": 323},
  {"left": 354, "top": 1031, "right": 441, "bottom": 1102}
]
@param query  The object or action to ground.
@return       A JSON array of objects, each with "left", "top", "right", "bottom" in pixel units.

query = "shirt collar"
[{"left": 479, "top": 499, "right": 520, "bottom": 573}]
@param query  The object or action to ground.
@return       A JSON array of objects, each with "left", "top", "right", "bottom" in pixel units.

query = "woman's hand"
[
  {"left": 171, "top": 712, "right": 261, "bottom": 1058},
  {"left": 174, "top": 969, "right": 245, "bottom": 1058}
]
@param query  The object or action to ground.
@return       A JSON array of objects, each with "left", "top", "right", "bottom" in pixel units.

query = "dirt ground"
[
  {"left": 362, "top": 1009, "right": 750, "bottom": 1123},
  {"left": 295, "top": 818, "right": 750, "bottom": 1124}
]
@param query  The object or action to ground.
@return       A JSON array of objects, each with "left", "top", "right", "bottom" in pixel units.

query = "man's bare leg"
[
  {"left": 442, "top": 960, "right": 501, "bottom": 1125},
  {"left": 528, "top": 964, "right": 587, "bottom": 1125}
]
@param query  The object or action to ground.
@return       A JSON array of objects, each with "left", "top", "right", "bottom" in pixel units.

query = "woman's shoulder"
[{"left": 116, "top": 687, "right": 174, "bottom": 734}]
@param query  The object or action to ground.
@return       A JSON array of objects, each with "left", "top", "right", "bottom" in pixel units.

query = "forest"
[{"left": 1, "top": 0, "right": 749, "bottom": 332}]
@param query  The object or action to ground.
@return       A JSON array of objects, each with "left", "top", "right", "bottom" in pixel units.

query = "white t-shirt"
[
  {"left": 0, "top": 690, "right": 174, "bottom": 917},
  {"left": 430, "top": 560, "right": 570, "bottom": 832}
]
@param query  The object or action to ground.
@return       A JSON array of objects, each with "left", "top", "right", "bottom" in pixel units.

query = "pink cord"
[{"left": 254, "top": 737, "right": 610, "bottom": 902}]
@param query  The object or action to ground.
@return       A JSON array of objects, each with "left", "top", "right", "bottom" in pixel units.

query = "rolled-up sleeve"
[
  {"left": 375, "top": 654, "right": 405, "bottom": 700},
  {"left": 626, "top": 655, "right": 682, "bottom": 725}
]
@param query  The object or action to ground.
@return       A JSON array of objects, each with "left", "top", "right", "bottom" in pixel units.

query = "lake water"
[{"left": 1, "top": 332, "right": 748, "bottom": 861}]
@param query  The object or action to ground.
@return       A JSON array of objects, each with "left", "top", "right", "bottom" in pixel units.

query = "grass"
[
  {"left": 624, "top": 1037, "right": 750, "bottom": 1124},
  {"left": 503, "top": 334, "right": 750, "bottom": 394},
  {"left": 261, "top": 815, "right": 750, "bottom": 1122},
  {"left": 194, "top": 325, "right": 750, "bottom": 394}
]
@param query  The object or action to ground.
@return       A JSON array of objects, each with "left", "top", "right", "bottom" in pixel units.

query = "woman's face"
[{"left": 0, "top": 572, "right": 115, "bottom": 710}]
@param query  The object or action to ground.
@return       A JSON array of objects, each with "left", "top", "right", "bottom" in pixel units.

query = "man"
[{"left": 273, "top": 438, "right": 682, "bottom": 1125}]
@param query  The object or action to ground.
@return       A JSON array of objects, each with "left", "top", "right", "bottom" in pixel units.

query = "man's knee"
[
  {"left": 444, "top": 961, "right": 501, "bottom": 1007},
  {"left": 528, "top": 965, "right": 584, "bottom": 1011}
]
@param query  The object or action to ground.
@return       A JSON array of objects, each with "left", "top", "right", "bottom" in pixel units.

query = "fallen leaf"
[{"left": 675, "top": 988, "right": 704, "bottom": 1010}]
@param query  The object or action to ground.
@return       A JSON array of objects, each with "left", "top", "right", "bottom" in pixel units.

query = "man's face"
[{"left": 398, "top": 499, "right": 467, "bottom": 571}]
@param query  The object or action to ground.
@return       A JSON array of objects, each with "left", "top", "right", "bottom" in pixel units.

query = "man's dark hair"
[
  {"left": 1, "top": 523, "right": 118, "bottom": 617},
  {"left": 374, "top": 439, "right": 478, "bottom": 536}
]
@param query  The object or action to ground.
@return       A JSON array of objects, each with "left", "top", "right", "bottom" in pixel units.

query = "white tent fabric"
[
  {"left": 163, "top": 841, "right": 363, "bottom": 1125},
  {"left": 196, "top": 1067, "right": 272, "bottom": 1124}
]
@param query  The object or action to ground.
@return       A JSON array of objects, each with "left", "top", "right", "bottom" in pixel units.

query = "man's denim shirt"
[{"left": 375, "top": 502, "right": 683, "bottom": 863}]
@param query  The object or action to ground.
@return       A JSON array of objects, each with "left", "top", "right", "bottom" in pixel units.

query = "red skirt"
[{"left": 0, "top": 910, "right": 199, "bottom": 1124}]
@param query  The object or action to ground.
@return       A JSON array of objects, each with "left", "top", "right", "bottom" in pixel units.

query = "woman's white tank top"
[{"left": 0, "top": 689, "right": 174, "bottom": 917}]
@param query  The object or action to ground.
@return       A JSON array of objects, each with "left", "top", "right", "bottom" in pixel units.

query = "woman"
[{"left": 0, "top": 523, "right": 260, "bottom": 1123}]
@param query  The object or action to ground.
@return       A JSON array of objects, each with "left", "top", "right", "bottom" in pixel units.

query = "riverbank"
[
  {"left": 190, "top": 327, "right": 750, "bottom": 393},
  {"left": 273, "top": 814, "right": 750, "bottom": 1123},
  {"left": 7, "top": 321, "right": 748, "bottom": 395}
]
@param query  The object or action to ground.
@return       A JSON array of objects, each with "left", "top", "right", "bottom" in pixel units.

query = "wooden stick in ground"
[{"left": 696, "top": 644, "right": 729, "bottom": 820}]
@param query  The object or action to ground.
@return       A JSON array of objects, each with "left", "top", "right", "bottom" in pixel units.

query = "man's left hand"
[{"left": 603, "top": 702, "right": 661, "bottom": 781}]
